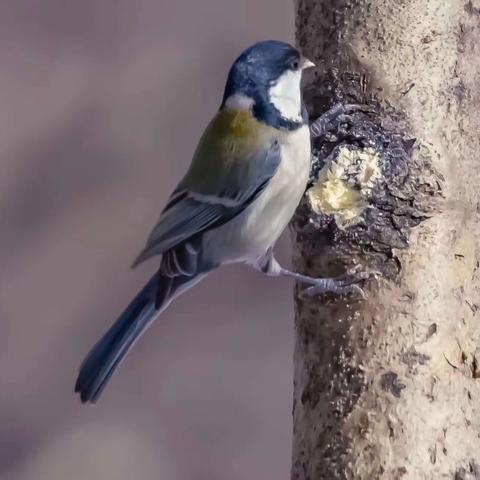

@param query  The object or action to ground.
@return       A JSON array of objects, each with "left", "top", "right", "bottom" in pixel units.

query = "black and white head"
[{"left": 221, "top": 40, "right": 315, "bottom": 130}]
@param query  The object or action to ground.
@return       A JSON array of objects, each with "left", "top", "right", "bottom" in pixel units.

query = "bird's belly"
[{"left": 204, "top": 125, "right": 311, "bottom": 264}]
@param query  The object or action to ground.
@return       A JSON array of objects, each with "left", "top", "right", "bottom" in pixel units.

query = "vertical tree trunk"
[{"left": 292, "top": 1, "right": 480, "bottom": 479}]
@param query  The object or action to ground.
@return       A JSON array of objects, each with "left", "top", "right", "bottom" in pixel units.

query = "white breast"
[{"left": 204, "top": 125, "right": 311, "bottom": 264}]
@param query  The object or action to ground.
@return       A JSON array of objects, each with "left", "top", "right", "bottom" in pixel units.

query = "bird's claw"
[
  {"left": 301, "top": 282, "right": 366, "bottom": 299},
  {"left": 310, "top": 103, "right": 375, "bottom": 138},
  {"left": 299, "top": 266, "right": 379, "bottom": 300}
]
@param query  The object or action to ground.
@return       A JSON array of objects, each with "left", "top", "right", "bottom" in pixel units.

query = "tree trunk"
[{"left": 292, "top": 1, "right": 480, "bottom": 479}]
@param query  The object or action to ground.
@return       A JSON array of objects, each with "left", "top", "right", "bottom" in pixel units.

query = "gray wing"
[{"left": 132, "top": 140, "right": 280, "bottom": 267}]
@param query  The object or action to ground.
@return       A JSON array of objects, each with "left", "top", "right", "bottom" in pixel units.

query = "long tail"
[{"left": 75, "top": 270, "right": 204, "bottom": 404}]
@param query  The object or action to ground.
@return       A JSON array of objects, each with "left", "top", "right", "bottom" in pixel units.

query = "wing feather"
[{"left": 132, "top": 111, "right": 280, "bottom": 267}]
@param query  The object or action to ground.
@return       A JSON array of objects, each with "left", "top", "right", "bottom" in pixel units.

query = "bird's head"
[{"left": 221, "top": 40, "right": 315, "bottom": 129}]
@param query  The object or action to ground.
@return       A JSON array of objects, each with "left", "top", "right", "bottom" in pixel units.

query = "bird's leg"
[
  {"left": 309, "top": 103, "right": 374, "bottom": 138},
  {"left": 254, "top": 249, "right": 374, "bottom": 298}
]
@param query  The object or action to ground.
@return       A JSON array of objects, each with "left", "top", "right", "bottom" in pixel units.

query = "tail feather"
[
  {"left": 75, "top": 270, "right": 207, "bottom": 403},
  {"left": 75, "top": 274, "right": 158, "bottom": 403},
  {"left": 76, "top": 238, "right": 211, "bottom": 404}
]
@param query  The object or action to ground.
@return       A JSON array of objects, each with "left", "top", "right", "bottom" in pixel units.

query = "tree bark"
[{"left": 292, "top": 1, "right": 480, "bottom": 479}]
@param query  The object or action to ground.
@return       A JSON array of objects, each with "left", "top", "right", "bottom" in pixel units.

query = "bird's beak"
[{"left": 300, "top": 57, "right": 316, "bottom": 70}]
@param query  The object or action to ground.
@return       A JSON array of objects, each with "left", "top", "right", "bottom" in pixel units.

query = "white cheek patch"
[{"left": 268, "top": 69, "right": 302, "bottom": 122}]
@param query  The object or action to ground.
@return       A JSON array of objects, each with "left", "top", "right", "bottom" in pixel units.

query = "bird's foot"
[
  {"left": 309, "top": 103, "right": 375, "bottom": 138},
  {"left": 299, "top": 265, "right": 379, "bottom": 299}
]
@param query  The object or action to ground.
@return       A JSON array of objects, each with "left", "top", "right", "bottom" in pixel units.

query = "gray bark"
[{"left": 292, "top": 1, "right": 480, "bottom": 479}]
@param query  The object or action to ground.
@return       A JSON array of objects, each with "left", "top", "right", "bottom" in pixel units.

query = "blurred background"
[{"left": 0, "top": 1, "right": 296, "bottom": 479}]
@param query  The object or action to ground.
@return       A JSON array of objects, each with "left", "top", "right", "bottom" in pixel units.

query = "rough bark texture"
[{"left": 292, "top": 1, "right": 480, "bottom": 479}]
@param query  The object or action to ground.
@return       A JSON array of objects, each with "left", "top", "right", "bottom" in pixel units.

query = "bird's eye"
[{"left": 291, "top": 60, "right": 299, "bottom": 70}]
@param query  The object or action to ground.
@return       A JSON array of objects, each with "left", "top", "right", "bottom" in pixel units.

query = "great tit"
[{"left": 75, "top": 40, "right": 362, "bottom": 404}]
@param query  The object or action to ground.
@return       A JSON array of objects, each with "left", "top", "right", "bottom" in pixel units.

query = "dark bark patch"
[
  {"left": 465, "top": 1, "right": 480, "bottom": 16},
  {"left": 380, "top": 372, "right": 406, "bottom": 398},
  {"left": 299, "top": 339, "right": 366, "bottom": 412},
  {"left": 296, "top": 94, "right": 443, "bottom": 280},
  {"left": 472, "top": 354, "right": 480, "bottom": 379},
  {"left": 401, "top": 347, "right": 430, "bottom": 373},
  {"left": 427, "top": 323, "right": 438, "bottom": 339},
  {"left": 395, "top": 466, "right": 408, "bottom": 477},
  {"left": 455, "top": 461, "right": 480, "bottom": 480},
  {"left": 465, "top": 300, "right": 478, "bottom": 314}
]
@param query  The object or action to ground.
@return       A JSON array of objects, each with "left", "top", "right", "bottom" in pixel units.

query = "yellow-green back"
[{"left": 179, "top": 109, "right": 277, "bottom": 195}]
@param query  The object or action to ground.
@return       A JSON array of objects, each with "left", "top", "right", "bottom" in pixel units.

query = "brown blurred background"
[{"left": 0, "top": 1, "right": 296, "bottom": 479}]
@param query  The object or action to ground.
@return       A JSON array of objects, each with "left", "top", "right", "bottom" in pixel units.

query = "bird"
[{"left": 75, "top": 40, "right": 364, "bottom": 404}]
